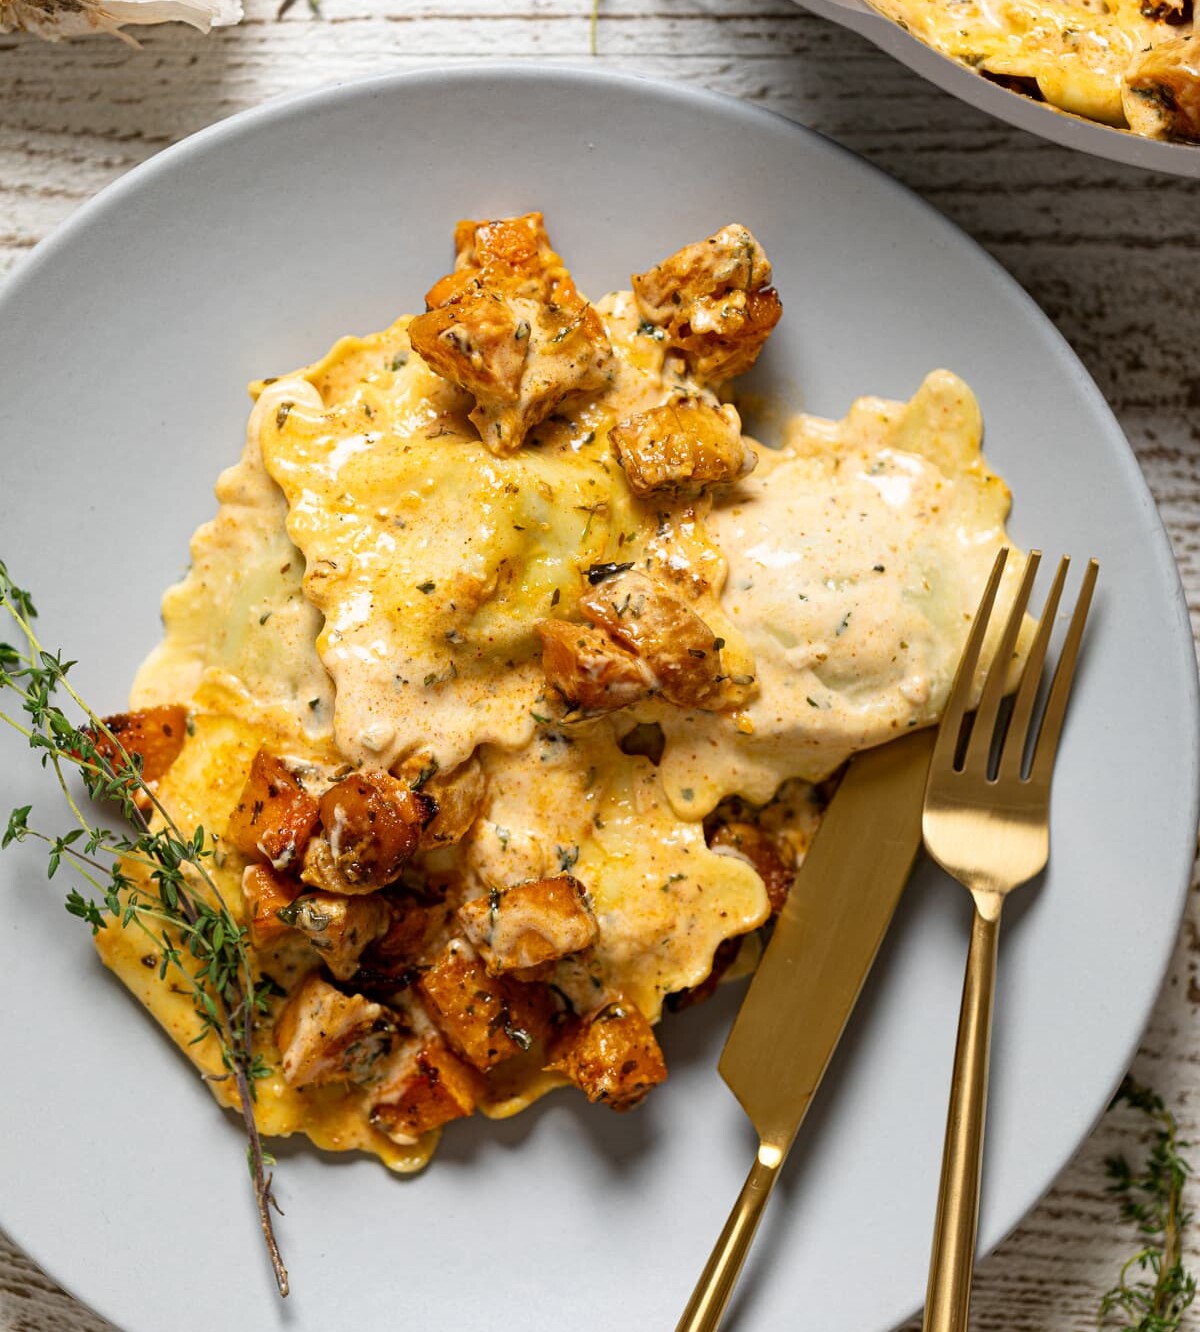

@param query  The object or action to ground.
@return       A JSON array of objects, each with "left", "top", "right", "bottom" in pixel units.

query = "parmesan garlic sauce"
[{"left": 111, "top": 286, "right": 1024, "bottom": 1167}]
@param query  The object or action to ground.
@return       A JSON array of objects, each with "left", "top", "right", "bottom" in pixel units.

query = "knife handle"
[{"left": 674, "top": 1141, "right": 784, "bottom": 1332}]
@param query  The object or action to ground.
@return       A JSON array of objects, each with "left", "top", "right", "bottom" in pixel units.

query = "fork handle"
[
  {"left": 922, "top": 902, "right": 1002, "bottom": 1332},
  {"left": 674, "top": 1143, "right": 784, "bottom": 1332}
]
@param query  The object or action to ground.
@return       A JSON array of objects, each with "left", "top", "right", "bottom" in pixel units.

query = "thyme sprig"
[
  {"left": 1099, "top": 1076, "right": 1195, "bottom": 1330},
  {"left": 0, "top": 560, "right": 289, "bottom": 1297}
]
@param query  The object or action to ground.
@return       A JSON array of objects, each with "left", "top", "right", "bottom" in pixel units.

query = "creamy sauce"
[
  {"left": 460, "top": 723, "right": 768, "bottom": 1022},
  {"left": 259, "top": 370, "right": 626, "bottom": 772},
  {"left": 255, "top": 298, "right": 742, "bottom": 773},
  {"left": 116, "top": 275, "right": 1025, "bottom": 1167},
  {"left": 654, "top": 370, "right": 1032, "bottom": 812}
]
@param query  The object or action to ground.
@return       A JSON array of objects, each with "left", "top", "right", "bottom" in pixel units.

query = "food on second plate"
[
  {"left": 94, "top": 212, "right": 1027, "bottom": 1171},
  {"left": 868, "top": 0, "right": 1200, "bottom": 143}
]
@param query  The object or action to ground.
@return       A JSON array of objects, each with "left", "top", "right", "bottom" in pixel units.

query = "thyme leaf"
[
  {"left": 1098, "top": 1076, "right": 1196, "bottom": 1330},
  {"left": 0, "top": 558, "right": 289, "bottom": 1297}
]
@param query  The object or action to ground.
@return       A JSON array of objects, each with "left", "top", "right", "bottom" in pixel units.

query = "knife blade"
[
  {"left": 675, "top": 726, "right": 935, "bottom": 1332},
  {"left": 721, "top": 724, "right": 935, "bottom": 1145}
]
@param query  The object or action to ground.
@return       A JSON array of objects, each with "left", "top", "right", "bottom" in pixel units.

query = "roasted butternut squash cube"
[
  {"left": 225, "top": 748, "right": 320, "bottom": 871},
  {"left": 406, "top": 293, "right": 528, "bottom": 405},
  {"left": 416, "top": 939, "right": 555, "bottom": 1071},
  {"left": 632, "top": 224, "right": 781, "bottom": 383},
  {"left": 536, "top": 618, "right": 656, "bottom": 715},
  {"left": 579, "top": 570, "right": 751, "bottom": 712},
  {"left": 313, "top": 770, "right": 435, "bottom": 891},
  {"left": 410, "top": 212, "right": 612, "bottom": 453},
  {"left": 546, "top": 998, "right": 667, "bottom": 1111},
  {"left": 412, "top": 292, "right": 610, "bottom": 454},
  {"left": 241, "top": 863, "right": 303, "bottom": 946},
  {"left": 276, "top": 891, "right": 392, "bottom": 982},
  {"left": 434, "top": 213, "right": 589, "bottom": 311},
  {"left": 425, "top": 213, "right": 563, "bottom": 308},
  {"left": 369, "top": 1041, "right": 481, "bottom": 1144},
  {"left": 91, "top": 705, "right": 188, "bottom": 793},
  {"left": 610, "top": 398, "right": 755, "bottom": 496},
  {"left": 392, "top": 753, "right": 487, "bottom": 851},
  {"left": 354, "top": 897, "right": 458, "bottom": 993},
  {"left": 274, "top": 972, "right": 399, "bottom": 1089},
  {"left": 458, "top": 875, "right": 598, "bottom": 975},
  {"left": 453, "top": 214, "right": 562, "bottom": 296}
]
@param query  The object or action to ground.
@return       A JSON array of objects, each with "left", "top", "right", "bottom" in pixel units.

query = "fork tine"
[
  {"left": 962, "top": 550, "right": 1041, "bottom": 776},
  {"left": 996, "top": 556, "right": 1070, "bottom": 783},
  {"left": 1025, "top": 559, "right": 1099, "bottom": 788},
  {"left": 930, "top": 546, "right": 1008, "bottom": 778}
]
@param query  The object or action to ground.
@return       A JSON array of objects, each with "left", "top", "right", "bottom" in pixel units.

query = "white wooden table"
[{"left": 1, "top": 6, "right": 1198, "bottom": 1328}]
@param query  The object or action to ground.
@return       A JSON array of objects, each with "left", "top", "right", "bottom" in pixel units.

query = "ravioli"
[
  {"left": 131, "top": 377, "right": 335, "bottom": 743},
  {"left": 94, "top": 709, "right": 434, "bottom": 1171},
  {"left": 653, "top": 369, "right": 1032, "bottom": 812},
  {"left": 254, "top": 294, "right": 747, "bottom": 774},
  {"left": 462, "top": 724, "right": 768, "bottom": 1023},
  {"left": 103, "top": 214, "right": 1026, "bottom": 1170}
]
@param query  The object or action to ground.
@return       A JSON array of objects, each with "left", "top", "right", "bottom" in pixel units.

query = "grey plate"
[
  {"left": 799, "top": 0, "right": 1200, "bottom": 178},
  {"left": 0, "top": 65, "right": 1195, "bottom": 1332}
]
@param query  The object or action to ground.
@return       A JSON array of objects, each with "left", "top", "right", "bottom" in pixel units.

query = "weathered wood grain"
[{"left": 1, "top": 6, "right": 1198, "bottom": 1328}]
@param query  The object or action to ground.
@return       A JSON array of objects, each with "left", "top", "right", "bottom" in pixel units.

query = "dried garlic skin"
[{"left": 0, "top": 0, "right": 241, "bottom": 42}]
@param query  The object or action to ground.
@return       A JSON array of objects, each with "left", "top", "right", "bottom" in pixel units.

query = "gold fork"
[{"left": 921, "top": 546, "right": 1098, "bottom": 1332}]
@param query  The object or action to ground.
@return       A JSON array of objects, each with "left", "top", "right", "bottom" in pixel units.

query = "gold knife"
[{"left": 675, "top": 726, "right": 936, "bottom": 1332}]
